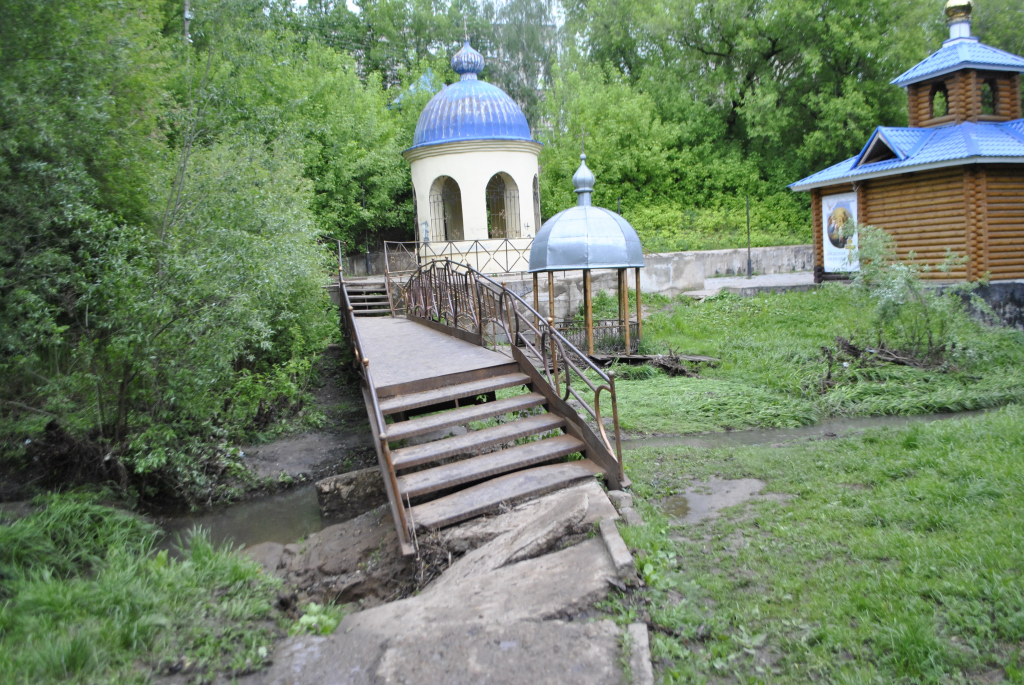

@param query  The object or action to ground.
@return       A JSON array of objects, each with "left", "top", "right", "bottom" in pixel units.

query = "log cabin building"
[{"left": 790, "top": 0, "right": 1024, "bottom": 282}]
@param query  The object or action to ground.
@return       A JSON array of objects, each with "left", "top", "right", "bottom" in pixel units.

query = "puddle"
[
  {"left": 622, "top": 410, "right": 986, "bottom": 452},
  {"left": 660, "top": 477, "right": 770, "bottom": 524},
  {"left": 159, "top": 485, "right": 345, "bottom": 550},
  {"left": 660, "top": 494, "right": 690, "bottom": 519}
]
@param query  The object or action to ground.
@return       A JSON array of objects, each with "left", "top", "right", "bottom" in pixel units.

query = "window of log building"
[
  {"left": 931, "top": 84, "right": 949, "bottom": 118},
  {"left": 981, "top": 80, "right": 997, "bottom": 116}
]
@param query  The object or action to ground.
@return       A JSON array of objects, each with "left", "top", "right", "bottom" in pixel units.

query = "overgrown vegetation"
[
  {"left": 0, "top": 492, "right": 282, "bottom": 683},
  {"left": 3, "top": 0, "right": 1022, "bottom": 503},
  {"left": 613, "top": 405, "right": 1024, "bottom": 682},
  {"left": 607, "top": 279, "right": 1024, "bottom": 434}
]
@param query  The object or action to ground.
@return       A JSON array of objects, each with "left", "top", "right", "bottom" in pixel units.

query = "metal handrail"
[
  {"left": 336, "top": 246, "right": 412, "bottom": 550},
  {"left": 402, "top": 260, "right": 624, "bottom": 475}
]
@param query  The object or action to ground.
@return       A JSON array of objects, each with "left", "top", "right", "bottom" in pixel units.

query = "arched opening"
[
  {"left": 532, "top": 174, "right": 541, "bottom": 235},
  {"left": 486, "top": 173, "right": 521, "bottom": 239},
  {"left": 428, "top": 176, "right": 463, "bottom": 241},
  {"left": 981, "top": 79, "right": 997, "bottom": 116},
  {"left": 931, "top": 83, "right": 949, "bottom": 118}
]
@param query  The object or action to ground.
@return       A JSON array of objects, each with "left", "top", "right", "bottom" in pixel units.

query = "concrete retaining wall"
[{"left": 693, "top": 245, "right": 814, "bottom": 277}]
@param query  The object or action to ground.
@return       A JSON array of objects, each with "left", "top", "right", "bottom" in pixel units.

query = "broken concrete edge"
[
  {"left": 607, "top": 488, "right": 645, "bottom": 528},
  {"left": 599, "top": 517, "right": 636, "bottom": 580},
  {"left": 627, "top": 623, "right": 655, "bottom": 685}
]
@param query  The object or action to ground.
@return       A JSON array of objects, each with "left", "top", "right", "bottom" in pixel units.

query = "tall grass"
[
  {"left": 609, "top": 285, "right": 1024, "bottom": 434},
  {"left": 0, "top": 492, "right": 281, "bottom": 684}
]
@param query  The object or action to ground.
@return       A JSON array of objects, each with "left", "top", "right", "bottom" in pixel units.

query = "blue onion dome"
[
  {"left": 451, "top": 41, "right": 485, "bottom": 80},
  {"left": 529, "top": 155, "right": 644, "bottom": 271},
  {"left": 408, "top": 40, "right": 537, "bottom": 150}
]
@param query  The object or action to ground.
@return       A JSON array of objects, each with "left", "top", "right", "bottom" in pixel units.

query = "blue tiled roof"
[
  {"left": 892, "top": 38, "right": 1024, "bottom": 86},
  {"left": 407, "top": 41, "right": 536, "bottom": 151},
  {"left": 790, "top": 120, "right": 1024, "bottom": 190}
]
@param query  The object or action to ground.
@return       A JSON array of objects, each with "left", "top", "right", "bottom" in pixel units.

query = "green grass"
[
  {"left": 607, "top": 284, "right": 1024, "bottom": 434},
  {"left": 615, "top": 405, "right": 1024, "bottom": 683},
  {"left": 0, "top": 492, "right": 282, "bottom": 683}
]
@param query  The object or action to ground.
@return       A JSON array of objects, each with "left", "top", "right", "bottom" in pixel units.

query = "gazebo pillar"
[
  {"left": 583, "top": 270, "right": 594, "bottom": 355},
  {"left": 618, "top": 268, "right": 631, "bottom": 353},
  {"left": 635, "top": 266, "right": 643, "bottom": 341}
]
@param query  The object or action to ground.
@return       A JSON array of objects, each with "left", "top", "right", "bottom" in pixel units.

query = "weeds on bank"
[
  {"left": 607, "top": 279, "right": 1024, "bottom": 434},
  {"left": 613, "top": 406, "right": 1024, "bottom": 682},
  {"left": 0, "top": 492, "right": 281, "bottom": 684}
]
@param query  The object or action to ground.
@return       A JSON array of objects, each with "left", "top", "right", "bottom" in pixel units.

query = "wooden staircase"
[
  {"left": 338, "top": 259, "right": 626, "bottom": 556},
  {"left": 346, "top": 281, "right": 392, "bottom": 317},
  {"left": 377, "top": 365, "right": 602, "bottom": 532}
]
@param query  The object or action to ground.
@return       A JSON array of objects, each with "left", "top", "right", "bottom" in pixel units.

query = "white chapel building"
[{"left": 402, "top": 40, "right": 541, "bottom": 271}]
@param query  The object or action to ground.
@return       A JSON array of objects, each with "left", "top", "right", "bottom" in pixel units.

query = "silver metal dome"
[{"left": 529, "top": 155, "right": 644, "bottom": 271}]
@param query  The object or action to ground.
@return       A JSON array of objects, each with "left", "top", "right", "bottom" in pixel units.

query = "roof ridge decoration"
[
  {"left": 572, "top": 154, "right": 596, "bottom": 206},
  {"left": 892, "top": 0, "right": 1024, "bottom": 86},
  {"left": 451, "top": 40, "right": 485, "bottom": 81}
]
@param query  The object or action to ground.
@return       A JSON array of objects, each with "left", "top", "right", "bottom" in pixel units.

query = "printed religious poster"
[{"left": 822, "top": 192, "right": 859, "bottom": 273}]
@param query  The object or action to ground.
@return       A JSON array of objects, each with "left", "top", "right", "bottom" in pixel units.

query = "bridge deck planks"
[{"left": 355, "top": 316, "right": 511, "bottom": 390}]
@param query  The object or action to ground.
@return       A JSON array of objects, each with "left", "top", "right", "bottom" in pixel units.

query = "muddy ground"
[{"left": 242, "top": 346, "right": 376, "bottom": 484}]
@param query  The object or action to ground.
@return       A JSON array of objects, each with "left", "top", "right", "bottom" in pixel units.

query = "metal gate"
[{"left": 486, "top": 175, "right": 521, "bottom": 239}]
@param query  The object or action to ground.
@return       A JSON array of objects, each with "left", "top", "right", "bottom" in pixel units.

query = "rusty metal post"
[
  {"left": 607, "top": 370, "right": 625, "bottom": 484},
  {"left": 547, "top": 316, "right": 560, "bottom": 396},
  {"left": 583, "top": 269, "right": 594, "bottom": 356}
]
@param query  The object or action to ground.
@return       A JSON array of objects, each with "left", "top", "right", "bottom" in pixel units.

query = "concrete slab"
[
  {"left": 253, "top": 483, "right": 641, "bottom": 685},
  {"left": 375, "top": 620, "right": 623, "bottom": 685}
]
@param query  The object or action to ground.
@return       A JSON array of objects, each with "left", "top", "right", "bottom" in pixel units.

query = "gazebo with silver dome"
[{"left": 530, "top": 153, "right": 645, "bottom": 357}]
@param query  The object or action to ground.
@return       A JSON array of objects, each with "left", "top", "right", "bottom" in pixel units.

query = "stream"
[{"left": 159, "top": 410, "right": 984, "bottom": 549}]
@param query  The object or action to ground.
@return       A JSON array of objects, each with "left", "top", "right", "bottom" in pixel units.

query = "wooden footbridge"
[{"left": 338, "top": 261, "right": 627, "bottom": 555}]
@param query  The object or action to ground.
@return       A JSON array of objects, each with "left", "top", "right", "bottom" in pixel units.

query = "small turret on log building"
[{"left": 790, "top": 0, "right": 1024, "bottom": 282}]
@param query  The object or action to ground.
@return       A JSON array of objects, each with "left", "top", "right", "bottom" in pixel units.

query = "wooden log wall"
[
  {"left": 863, "top": 168, "right": 968, "bottom": 279},
  {"left": 984, "top": 167, "right": 1024, "bottom": 279},
  {"left": 1012, "top": 75, "right": 1023, "bottom": 120},
  {"left": 964, "top": 167, "right": 987, "bottom": 281},
  {"left": 906, "top": 71, "right": 1020, "bottom": 126}
]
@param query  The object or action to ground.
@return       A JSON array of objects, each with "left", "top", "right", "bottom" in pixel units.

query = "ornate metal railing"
[
  {"left": 555, "top": 320, "right": 640, "bottom": 356},
  {"left": 403, "top": 260, "right": 625, "bottom": 485},
  {"left": 385, "top": 238, "right": 533, "bottom": 276}
]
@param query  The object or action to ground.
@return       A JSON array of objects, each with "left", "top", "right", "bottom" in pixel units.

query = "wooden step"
[
  {"left": 385, "top": 393, "right": 546, "bottom": 443},
  {"left": 379, "top": 372, "right": 531, "bottom": 416},
  {"left": 399, "top": 435, "right": 585, "bottom": 498},
  {"left": 409, "top": 460, "right": 602, "bottom": 531},
  {"left": 391, "top": 413, "right": 566, "bottom": 470}
]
